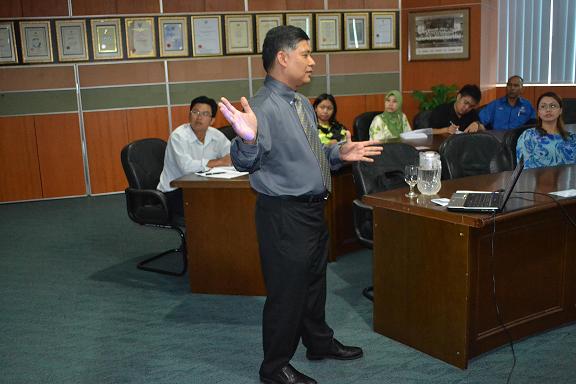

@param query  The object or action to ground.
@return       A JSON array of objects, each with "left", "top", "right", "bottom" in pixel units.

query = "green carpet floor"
[{"left": 0, "top": 194, "right": 574, "bottom": 384}]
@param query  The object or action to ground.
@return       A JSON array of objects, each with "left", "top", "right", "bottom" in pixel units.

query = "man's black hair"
[
  {"left": 190, "top": 96, "right": 217, "bottom": 117},
  {"left": 459, "top": 84, "right": 482, "bottom": 103},
  {"left": 262, "top": 25, "right": 310, "bottom": 73}
]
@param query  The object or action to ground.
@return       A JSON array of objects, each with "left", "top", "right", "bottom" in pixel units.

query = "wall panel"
[
  {"left": 79, "top": 62, "right": 165, "bottom": 87},
  {"left": 0, "top": 116, "right": 42, "bottom": 202},
  {"left": 162, "top": 0, "right": 205, "bottom": 13},
  {"left": 0, "top": 66, "right": 75, "bottom": 92},
  {"left": 116, "top": 0, "right": 160, "bottom": 14},
  {"left": 0, "top": 0, "right": 22, "bottom": 18},
  {"left": 126, "top": 107, "right": 170, "bottom": 142},
  {"left": 21, "top": 0, "right": 68, "bottom": 16},
  {"left": 84, "top": 110, "right": 129, "bottom": 194},
  {"left": 71, "top": 0, "right": 116, "bottom": 15},
  {"left": 334, "top": 95, "right": 367, "bottom": 130},
  {"left": 34, "top": 114, "right": 86, "bottom": 198}
]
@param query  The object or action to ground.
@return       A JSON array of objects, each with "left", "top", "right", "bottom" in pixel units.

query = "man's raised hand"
[{"left": 218, "top": 96, "right": 257, "bottom": 142}]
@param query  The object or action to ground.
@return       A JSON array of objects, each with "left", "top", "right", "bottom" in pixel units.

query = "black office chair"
[
  {"left": 352, "top": 111, "right": 380, "bottom": 141},
  {"left": 120, "top": 138, "right": 187, "bottom": 276},
  {"left": 352, "top": 143, "right": 419, "bottom": 301},
  {"left": 562, "top": 98, "right": 576, "bottom": 124},
  {"left": 219, "top": 125, "right": 237, "bottom": 140},
  {"left": 439, "top": 132, "right": 510, "bottom": 180},
  {"left": 412, "top": 109, "right": 433, "bottom": 129},
  {"left": 501, "top": 125, "right": 533, "bottom": 169}
]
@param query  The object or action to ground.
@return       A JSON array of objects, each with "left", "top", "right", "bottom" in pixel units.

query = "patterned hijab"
[{"left": 379, "top": 90, "right": 404, "bottom": 137}]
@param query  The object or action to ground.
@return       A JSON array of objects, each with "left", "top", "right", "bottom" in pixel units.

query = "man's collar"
[{"left": 264, "top": 75, "right": 296, "bottom": 104}]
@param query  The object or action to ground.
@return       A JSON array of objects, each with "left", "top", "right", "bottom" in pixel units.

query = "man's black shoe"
[
  {"left": 260, "top": 364, "right": 317, "bottom": 384},
  {"left": 306, "top": 339, "right": 363, "bottom": 361}
]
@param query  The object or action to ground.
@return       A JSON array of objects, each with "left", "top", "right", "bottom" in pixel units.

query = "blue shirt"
[
  {"left": 516, "top": 128, "right": 576, "bottom": 169},
  {"left": 479, "top": 96, "right": 536, "bottom": 131},
  {"left": 230, "top": 76, "right": 343, "bottom": 196}
]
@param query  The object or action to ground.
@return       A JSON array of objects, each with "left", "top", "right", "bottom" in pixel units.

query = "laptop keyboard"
[{"left": 464, "top": 193, "right": 502, "bottom": 207}]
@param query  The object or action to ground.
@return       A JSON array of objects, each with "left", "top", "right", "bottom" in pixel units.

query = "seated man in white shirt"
[{"left": 158, "top": 96, "right": 231, "bottom": 217}]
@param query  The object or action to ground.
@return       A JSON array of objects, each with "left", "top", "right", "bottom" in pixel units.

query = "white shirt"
[{"left": 157, "top": 124, "right": 231, "bottom": 192}]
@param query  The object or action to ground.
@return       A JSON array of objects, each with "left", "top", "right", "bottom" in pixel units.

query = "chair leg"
[
  {"left": 362, "top": 286, "right": 374, "bottom": 302},
  {"left": 137, "top": 226, "right": 187, "bottom": 276}
]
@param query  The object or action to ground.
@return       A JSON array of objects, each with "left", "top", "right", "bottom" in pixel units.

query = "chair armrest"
[
  {"left": 125, "top": 188, "right": 171, "bottom": 225},
  {"left": 352, "top": 199, "right": 374, "bottom": 248}
]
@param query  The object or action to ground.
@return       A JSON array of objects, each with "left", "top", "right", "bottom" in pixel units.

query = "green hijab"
[{"left": 379, "top": 90, "right": 404, "bottom": 137}]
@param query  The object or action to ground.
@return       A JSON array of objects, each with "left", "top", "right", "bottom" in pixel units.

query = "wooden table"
[
  {"left": 172, "top": 166, "right": 360, "bottom": 296},
  {"left": 364, "top": 165, "right": 576, "bottom": 368}
]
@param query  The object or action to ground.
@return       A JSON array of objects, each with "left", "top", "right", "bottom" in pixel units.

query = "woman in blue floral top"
[
  {"left": 516, "top": 92, "right": 576, "bottom": 169},
  {"left": 313, "top": 93, "right": 348, "bottom": 146}
]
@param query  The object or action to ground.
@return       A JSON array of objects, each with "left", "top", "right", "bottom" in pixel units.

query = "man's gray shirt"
[{"left": 230, "top": 76, "right": 343, "bottom": 196}]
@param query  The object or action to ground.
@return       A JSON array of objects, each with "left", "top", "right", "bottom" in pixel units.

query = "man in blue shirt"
[{"left": 478, "top": 75, "right": 536, "bottom": 131}]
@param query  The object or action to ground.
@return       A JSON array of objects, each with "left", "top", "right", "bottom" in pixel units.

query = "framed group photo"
[
  {"left": 344, "top": 13, "right": 369, "bottom": 50},
  {"left": 91, "top": 18, "right": 123, "bottom": 60},
  {"left": 316, "top": 13, "right": 341, "bottom": 51},
  {"left": 125, "top": 17, "right": 156, "bottom": 58},
  {"left": 372, "top": 12, "right": 396, "bottom": 49},
  {"left": 159, "top": 16, "right": 188, "bottom": 57},
  {"left": 224, "top": 14, "right": 253, "bottom": 54},
  {"left": 0, "top": 22, "right": 18, "bottom": 64},
  {"left": 191, "top": 15, "right": 222, "bottom": 57},
  {"left": 55, "top": 19, "right": 88, "bottom": 62},
  {"left": 20, "top": 20, "right": 53, "bottom": 63},
  {"left": 408, "top": 8, "right": 469, "bottom": 61}
]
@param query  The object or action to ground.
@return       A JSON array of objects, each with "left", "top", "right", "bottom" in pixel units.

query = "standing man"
[
  {"left": 478, "top": 75, "right": 536, "bottom": 131},
  {"left": 218, "top": 26, "right": 382, "bottom": 384},
  {"left": 157, "top": 96, "right": 231, "bottom": 217}
]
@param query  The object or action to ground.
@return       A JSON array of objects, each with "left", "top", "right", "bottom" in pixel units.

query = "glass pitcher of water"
[{"left": 417, "top": 151, "right": 442, "bottom": 195}]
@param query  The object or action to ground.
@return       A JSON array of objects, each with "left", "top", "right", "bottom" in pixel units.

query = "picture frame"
[
  {"left": 344, "top": 12, "right": 369, "bottom": 50},
  {"left": 191, "top": 15, "right": 223, "bottom": 57},
  {"left": 408, "top": 8, "right": 469, "bottom": 61},
  {"left": 159, "top": 16, "right": 188, "bottom": 57},
  {"left": 224, "top": 14, "right": 253, "bottom": 54},
  {"left": 55, "top": 19, "right": 88, "bottom": 62},
  {"left": 316, "top": 13, "right": 341, "bottom": 52},
  {"left": 0, "top": 22, "right": 18, "bottom": 64},
  {"left": 91, "top": 18, "right": 123, "bottom": 60},
  {"left": 256, "top": 14, "right": 283, "bottom": 53},
  {"left": 125, "top": 17, "right": 156, "bottom": 59},
  {"left": 19, "top": 20, "right": 53, "bottom": 63},
  {"left": 286, "top": 13, "right": 313, "bottom": 45},
  {"left": 371, "top": 11, "right": 396, "bottom": 49}
]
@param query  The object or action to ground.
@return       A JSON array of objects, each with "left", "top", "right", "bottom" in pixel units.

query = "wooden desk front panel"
[{"left": 183, "top": 186, "right": 266, "bottom": 296}]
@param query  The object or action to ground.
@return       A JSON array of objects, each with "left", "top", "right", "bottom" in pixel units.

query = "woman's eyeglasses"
[{"left": 538, "top": 103, "right": 560, "bottom": 111}]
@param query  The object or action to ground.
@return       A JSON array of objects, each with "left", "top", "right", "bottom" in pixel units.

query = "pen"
[{"left": 204, "top": 171, "right": 225, "bottom": 175}]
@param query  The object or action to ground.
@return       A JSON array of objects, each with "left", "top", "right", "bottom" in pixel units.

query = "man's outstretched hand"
[
  {"left": 339, "top": 131, "right": 383, "bottom": 162},
  {"left": 218, "top": 96, "right": 257, "bottom": 142}
]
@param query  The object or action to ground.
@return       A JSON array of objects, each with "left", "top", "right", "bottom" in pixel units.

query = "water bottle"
[{"left": 417, "top": 151, "right": 442, "bottom": 195}]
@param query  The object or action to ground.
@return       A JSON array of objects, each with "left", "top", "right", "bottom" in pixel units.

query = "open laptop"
[{"left": 447, "top": 157, "right": 524, "bottom": 212}]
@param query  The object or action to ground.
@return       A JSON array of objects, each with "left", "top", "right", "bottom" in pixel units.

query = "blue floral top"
[{"left": 516, "top": 128, "right": 576, "bottom": 169}]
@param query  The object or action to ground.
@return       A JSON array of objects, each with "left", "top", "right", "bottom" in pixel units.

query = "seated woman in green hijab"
[{"left": 369, "top": 90, "right": 412, "bottom": 141}]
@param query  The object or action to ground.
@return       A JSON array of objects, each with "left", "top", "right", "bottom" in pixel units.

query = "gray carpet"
[{"left": 0, "top": 194, "right": 574, "bottom": 384}]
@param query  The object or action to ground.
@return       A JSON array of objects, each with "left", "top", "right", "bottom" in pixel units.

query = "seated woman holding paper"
[
  {"left": 516, "top": 92, "right": 576, "bottom": 169},
  {"left": 369, "top": 90, "right": 412, "bottom": 141}
]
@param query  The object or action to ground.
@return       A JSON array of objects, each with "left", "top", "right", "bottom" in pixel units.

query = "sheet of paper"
[
  {"left": 195, "top": 166, "right": 248, "bottom": 179},
  {"left": 549, "top": 189, "right": 576, "bottom": 198},
  {"left": 431, "top": 198, "right": 450, "bottom": 206}
]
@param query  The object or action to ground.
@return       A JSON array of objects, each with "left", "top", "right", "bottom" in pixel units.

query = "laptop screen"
[{"left": 498, "top": 157, "right": 525, "bottom": 210}]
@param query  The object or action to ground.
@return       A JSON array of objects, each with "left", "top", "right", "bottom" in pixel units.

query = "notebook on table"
[{"left": 447, "top": 157, "right": 524, "bottom": 212}]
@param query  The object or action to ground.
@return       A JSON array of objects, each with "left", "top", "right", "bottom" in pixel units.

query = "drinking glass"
[{"left": 404, "top": 165, "right": 419, "bottom": 198}]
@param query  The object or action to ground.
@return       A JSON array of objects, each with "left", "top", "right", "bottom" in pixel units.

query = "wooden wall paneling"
[
  {"left": 71, "top": 0, "right": 116, "bottom": 16},
  {"left": 170, "top": 105, "right": 189, "bottom": 131},
  {"left": 116, "top": 0, "right": 160, "bottom": 14},
  {"left": 83, "top": 110, "right": 129, "bottom": 194},
  {"left": 248, "top": 0, "right": 287, "bottom": 10},
  {"left": 334, "top": 95, "right": 367, "bottom": 132},
  {"left": 126, "top": 107, "right": 170, "bottom": 142},
  {"left": 34, "top": 114, "right": 86, "bottom": 198},
  {"left": 0, "top": 0, "right": 22, "bottom": 18},
  {"left": 365, "top": 0, "right": 399, "bottom": 8},
  {"left": 162, "top": 0, "right": 205, "bottom": 13},
  {"left": 365, "top": 94, "right": 385, "bottom": 112},
  {"left": 21, "top": 0, "right": 68, "bottom": 16},
  {"left": 328, "top": 0, "right": 365, "bottom": 9},
  {"left": 0, "top": 116, "right": 43, "bottom": 202},
  {"left": 0, "top": 66, "right": 76, "bottom": 92},
  {"left": 79, "top": 62, "right": 165, "bottom": 88},
  {"left": 286, "top": 0, "right": 325, "bottom": 10},
  {"left": 205, "top": 0, "right": 245, "bottom": 12}
]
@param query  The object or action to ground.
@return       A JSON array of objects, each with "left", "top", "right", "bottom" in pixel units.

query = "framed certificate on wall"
[
  {"left": 256, "top": 14, "right": 283, "bottom": 53},
  {"left": 20, "top": 20, "right": 53, "bottom": 63},
  {"left": 159, "top": 17, "right": 188, "bottom": 57},
  {"left": 316, "top": 13, "right": 341, "bottom": 51},
  {"left": 344, "top": 13, "right": 369, "bottom": 50},
  {"left": 191, "top": 15, "right": 223, "bottom": 57},
  {"left": 372, "top": 12, "right": 397, "bottom": 49},
  {"left": 91, "top": 19, "right": 123, "bottom": 60},
  {"left": 55, "top": 19, "right": 89, "bottom": 62},
  {"left": 125, "top": 17, "right": 156, "bottom": 58},
  {"left": 0, "top": 22, "right": 18, "bottom": 64},
  {"left": 224, "top": 14, "right": 253, "bottom": 54},
  {"left": 286, "top": 13, "right": 313, "bottom": 45}
]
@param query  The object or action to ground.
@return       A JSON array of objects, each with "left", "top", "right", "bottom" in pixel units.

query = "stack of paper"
[
  {"left": 400, "top": 128, "right": 431, "bottom": 140},
  {"left": 195, "top": 166, "right": 249, "bottom": 179}
]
